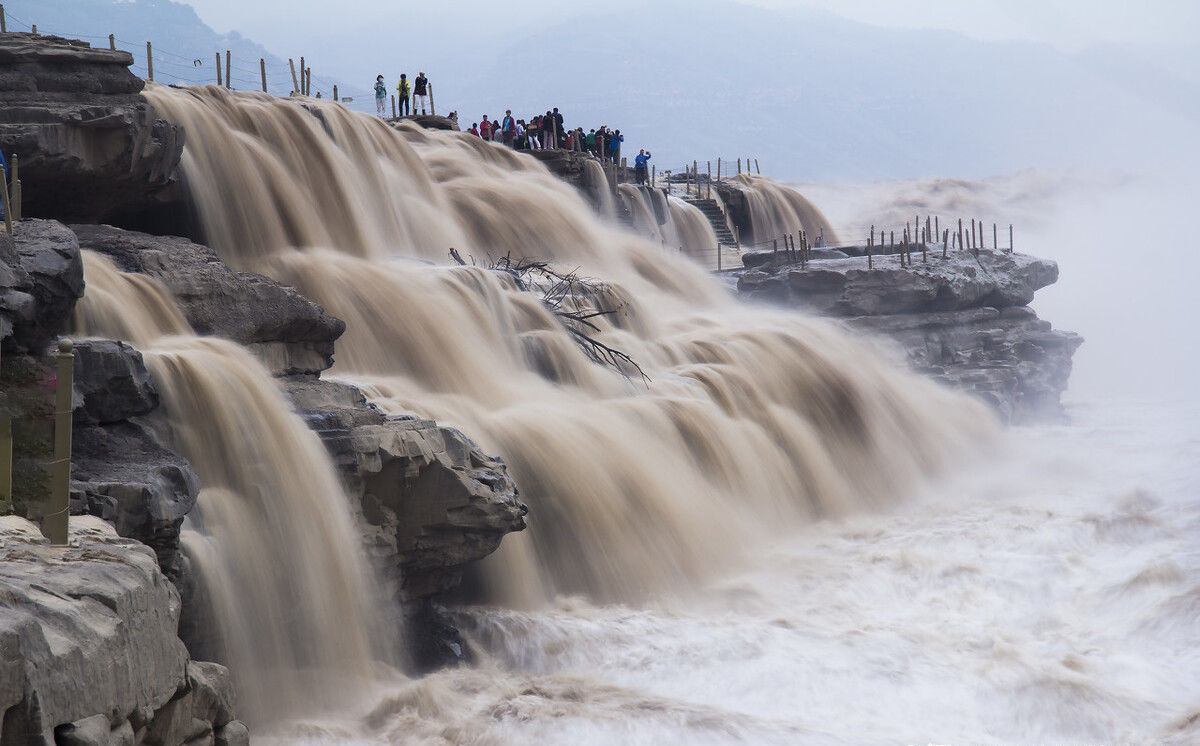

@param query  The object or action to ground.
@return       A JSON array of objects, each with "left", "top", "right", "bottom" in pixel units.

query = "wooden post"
[
  {"left": 305, "top": 68, "right": 311, "bottom": 96},
  {"left": 957, "top": 219, "right": 963, "bottom": 252},
  {"left": 146, "top": 41, "right": 153, "bottom": 81},
  {"left": 333, "top": 84, "right": 338, "bottom": 102},
  {"left": 651, "top": 165, "right": 655, "bottom": 187},
  {"left": 0, "top": 399, "right": 11, "bottom": 516},
  {"left": 934, "top": 215, "right": 939, "bottom": 238},
  {"left": 925, "top": 216, "right": 931, "bottom": 245},
  {"left": 215, "top": 52, "right": 222, "bottom": 86},
  {"left": 943, "top": 228, "right": 949, "bottom": 258},
  {"left": 693, "top": 160, "right": 698, "bottom": 197},
  {"left": 225, "top": 50, "right": 231, "bottom": 89},
  {"left": 1, "top": 6, "right": 5, "bottom": 34},
  {"left": 754, "top": 158, "right": 760, "bottom": 174},
  {"left": 288, "top": 58, "right": 299, "bottom": 94},
  {"left": 10, "top": 153, "right": 18, "bottom": 221},
  {"left": 45, "top": 339, "right": 73, "bottom": 545},
  {"left": 868, "top": 232, "right": 873, "bottom": 269},
  {"left": 737, "top": 158, "right": 741, "bottom": 176},
  {"left": 773, "top": 238, "right": 778, "bottom": 257},
  {"left": 109, "top": 34, "right": 115, "bottom": 51},
  {"left": 716, "top": 159, "right": 721, "bottom": 183},
  {"left": 1009, "top": 224, "right": 1014, "bottom": 253},
  {"left": 391, "top": 95, "right": 396, "bottom": 119},
  {"left": 429, "top": 83, "right": 435, "bottom": 115},
  {"left": 0, "top": 162, "right": 11, "bottom": 235},
  {"left": 993, "top": 223, "right": 998, "bottom": 251},
  {"left": 299, "top": 56, "right": 305, "bottom": 93},
  {"left": 260, "top": 58, "right": 267, "bottom": 92},
  {"left": 707, "top": 161, "right": 712, "bottom": 199}
]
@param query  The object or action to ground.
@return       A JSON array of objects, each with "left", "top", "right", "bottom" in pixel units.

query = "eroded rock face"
[
  {"left": 735, "top": 250, "right": 1081, "bottom": 422},
  {"left": 71, "top": 224, "right": 345, "bottom": 375},
  {"left": 0, "top": 218, "right": 85, "bottom": 353},
  {"left": 282, "top": 377, "right": 527, "bottom": 601},
  {"left": 848, "top": 306, "right": 1083, "bottom": 423},
  {"left": 0, "top": 517, "right": 243, "bottom": 746},
  {"left": 0, "top": 34, "right": 184, "bottom": 226},
  {"left": 71, "top": 339, "right": 159, "bottom": 425}
]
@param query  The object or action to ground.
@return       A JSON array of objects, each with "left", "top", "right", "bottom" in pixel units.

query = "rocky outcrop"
[
  {"left": 0, "top": 218, "right": 85, "bottom": 353},
  {"left": 282, "top": 377, "right": 528, "bottom": 602},
  {"left": 848, "top": 306, "right": 1082, "bottom": 423},
  {"left": 736, "top": 250, "right": 1081, "bottom": 422},
  {"left": 0, "top": 34, "right": 184, "bottom": 226},
  {"left": 71, "top": 339, "right": 159, "bottom": 425},
  {"left": 71, "top": 224, "right": 345, "bottom": 375},
  {"left": 0, "top": 516, "right": 244, "bottom": 746},
  {"left": 738, "top": 250, "right": 1059, "bottom": 316}
]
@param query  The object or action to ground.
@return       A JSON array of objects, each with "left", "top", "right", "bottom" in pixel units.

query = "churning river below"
[{"left": 260, "top": 396, "right": 1199, "bottom": 746}]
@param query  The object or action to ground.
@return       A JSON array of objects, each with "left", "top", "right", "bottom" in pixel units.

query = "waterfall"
[
  {"left": 72, "top": 250, "right": 192, "bottom": 345},
  {"left": 74, "top": 257, "right": 396, "bottom": 725},
  {"left": 138, "top": 84, "right": 996, "bottom": 612},
  {"left": 730, "top": 173, "right": 840, "bottom": 246}
]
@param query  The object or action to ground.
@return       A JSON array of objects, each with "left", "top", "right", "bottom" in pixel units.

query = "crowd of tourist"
[
  {"left": 465, "top": 110, "right": 631, "bottom": 161},
  {"left": 371, "top": 76, "right": 650, "bottom": 181}
]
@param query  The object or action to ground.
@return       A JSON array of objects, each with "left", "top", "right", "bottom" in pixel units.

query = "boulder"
[
  {"left": 0, "top": 517, "right": 240, "bottom": 746},
  {"left": 70, "top": 421, "right": 200, "bottom": 581},
  {"left": 0, "top": 34, "right": 184, "bottom": 226},
  {"left": 0, "top": 517, "right": 188, "bottom": 745},
  {"left": 71, "top": 339, "right": 159, "bottom": 426},
  {"left": 0, "top": 218, "right": 85, "bottom": 353},
  {"left": 71, "top": 224, "right": 345, "bottom": 375},
  {"left": 282, "top": 377, "right": 527, "bottom": 600}
]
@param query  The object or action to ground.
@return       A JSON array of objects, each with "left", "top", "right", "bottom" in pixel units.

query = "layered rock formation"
[
  {"left": 72, "top": 225, "right": 344, "bottom": 376},
  {"left": 284, "top": 377, "right": 527, "bottom": 602},
  {"left": 0, "top": 516, "right": 246, "bottom": 746},
  {"left": 737, "top": 250, "right": 1082, "bottom": 421},
  {"left": 0, "top": 35, "right": 184, "bottom": 227}
]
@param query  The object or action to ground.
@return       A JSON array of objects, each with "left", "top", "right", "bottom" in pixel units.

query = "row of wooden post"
[
  {"left": 771, "top": 229, "right": 812, "bottom": 267},
  {"left": 865, "top": 216, "right": 1014, "bottom": 269}
]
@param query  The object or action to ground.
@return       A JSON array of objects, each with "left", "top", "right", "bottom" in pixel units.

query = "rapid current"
[{"left": 74, "top": 85, "right": 1199, "bottom": 744}]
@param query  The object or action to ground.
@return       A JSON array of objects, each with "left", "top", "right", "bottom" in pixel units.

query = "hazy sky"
[{"left": 184, "top": 0, "right": 1200, "bottom": 52}]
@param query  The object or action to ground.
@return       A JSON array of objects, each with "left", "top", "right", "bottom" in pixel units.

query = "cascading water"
[
  {"left": 72, "top": 257, "right": 397, "bottom": 725},
  {"left": 72, "top": 250, "right": 192, "bottom": 345},
  {"left": 141, "top": 84, "right": 996, "bottom": 613},
  {"left": 729, "top": 173, "right": 840, "bottom": 246},
  {"left": 617, "top": 184, "right": 718, "bottom": 262}
]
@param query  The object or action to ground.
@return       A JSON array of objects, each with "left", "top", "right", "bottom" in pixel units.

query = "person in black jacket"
[{"left": 413, "top": 72, "right": 429, "bottom": 114}]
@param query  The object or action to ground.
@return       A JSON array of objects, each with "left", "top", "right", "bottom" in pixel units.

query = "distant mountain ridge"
[
  {"left": 1, "top": 0, "right": 366, "bottom": 100},
  {"left": 4, "top": 0, "right": 1195, "bottom": 182}
]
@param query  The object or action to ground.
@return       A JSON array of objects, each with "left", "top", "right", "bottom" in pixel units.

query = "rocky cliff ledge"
[
  {"left": 0, "top": 516, "right": 246, "bottom": 746},
  {"left": 0, "top": 34, "right": 183, "bottom": 228},
  {"left": 736, "top": 249, "right": 1082, "bottom": 421}
]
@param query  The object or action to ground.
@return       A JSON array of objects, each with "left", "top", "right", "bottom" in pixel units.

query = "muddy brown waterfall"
[{"left": 137, "top": 84, "right": 995, "bottom": 613}]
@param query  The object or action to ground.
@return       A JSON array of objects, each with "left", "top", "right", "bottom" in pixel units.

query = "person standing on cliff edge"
[
  {"left": 413, "top": 72, "right": 429, "bottom": 114},
  {"left": 374, "top": 75, "right": 387, "bottom": 118},
  {"left": 634, "top": 149, "right": 651, "bottom": 185},
  {"left": 396, "top": 74, "right": 411, "bottom": 116}
]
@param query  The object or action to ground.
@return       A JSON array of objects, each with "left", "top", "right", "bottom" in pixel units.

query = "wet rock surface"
[
  {"left": 0, "top": 34, "right": 184, "bottom": 226},
  {"left": 736, "top": 250, "right": 1081, "bottom": 422},
  {"left": 71, "top": 224, "right": 345, "bottom": 375},
  {"left": 0, "top": 218, "right": 85, "bottom": 353},
  {"left": 282, "top": 377, "right": 528, "bottom": 601},
  {"left": 0, "top": 517, "right": 243, "bottom": 746}
]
